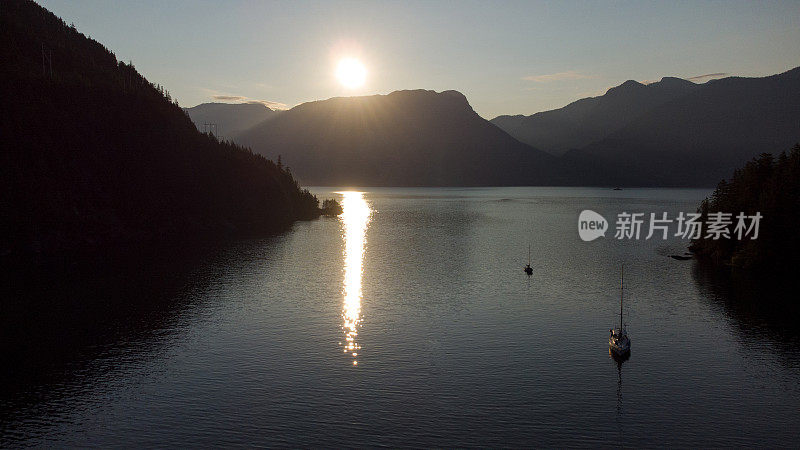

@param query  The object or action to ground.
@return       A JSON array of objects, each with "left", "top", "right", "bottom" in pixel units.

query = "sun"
[{"left": 336, "top": 58, "right": 367, "bottom": 89}]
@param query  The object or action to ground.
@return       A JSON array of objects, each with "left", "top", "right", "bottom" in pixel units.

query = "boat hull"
[
  {"left": 609, "top": 329, "right": 630, "bottom": 355},
  {"left": 609, "top": 338, "right": 631, "bottom": 355}
]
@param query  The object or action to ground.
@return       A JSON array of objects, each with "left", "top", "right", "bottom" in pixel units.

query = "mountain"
[
  {"left": 491, "top": 77, "right": 699, "bottom": 156},
  {"left": 565, "top": 68, "right": 800, "bottom": 186},
  {"left": 237, "top": 89, "right": 571, "bottom": 186},
  {"left": 1, "top": 0, "right": 319, "bottom": 255},
  {"left": 184, "top": 102, "right": 277, "bottom": 140}
]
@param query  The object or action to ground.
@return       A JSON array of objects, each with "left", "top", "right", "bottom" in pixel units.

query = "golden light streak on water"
[{"left": 339, "top": 191, "right": 371, "bottom": 366}]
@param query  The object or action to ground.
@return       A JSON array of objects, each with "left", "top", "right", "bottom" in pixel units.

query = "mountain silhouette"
[
  {"left": 182, "top": 67, "right": 799, "bottom": 188},
  {"left": 184, "top": 102, "right": 278, "bottom": 140},
  {"left": 491, "top": 77, "right": 698, "bottom": 156},
  {"left": 1, "top": 0, "right": 319, "bottom": 254},
  {"left": 565, "top": 67, "right": 800, "bottom": 186},
  {"left": 237, "top": 89, "right": 571, "bottom": 186},
  {"left": 11, "top": 0, "right": 796, "bottom": 202}
]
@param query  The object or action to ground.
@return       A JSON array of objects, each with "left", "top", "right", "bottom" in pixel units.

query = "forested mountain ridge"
[
  {"left": 690, "top": 144, "right": 800, "bottom": 272},
  {"left": 1, "top": 0, "right": 319, "bottom": 255}
]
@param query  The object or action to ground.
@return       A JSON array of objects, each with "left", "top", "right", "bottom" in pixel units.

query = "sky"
[{"left": 40, "top": 0, "right": 800, "bottom": 119}]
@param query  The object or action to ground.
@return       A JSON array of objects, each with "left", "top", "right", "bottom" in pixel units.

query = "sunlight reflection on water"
[{"left": 339, "top": 191, "right": 372, "bottom": 365}]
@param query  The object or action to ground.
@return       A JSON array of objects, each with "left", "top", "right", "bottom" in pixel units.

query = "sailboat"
[
  {"left": 609, "top": 265, "right": 631, "bottom": 355},
  {"left": 524, "top": 244, "right": 533, "bottom": 275}
]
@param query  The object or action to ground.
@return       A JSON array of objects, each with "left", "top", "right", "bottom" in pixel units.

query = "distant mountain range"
[
  {"left": 202, "top": 68, "right": 797, "bottom": 187},
  {"left": 562, "top": 68, "right": 800, "bottom": 186},
  {"left": 236, "top": 90, "right": 573, "bottom": 186},
  {"left": 491, "top": 77, "right": 700, "bottom": 156},
  {"left": 183, "top": 102, "right": 278, "bottom": 140}
]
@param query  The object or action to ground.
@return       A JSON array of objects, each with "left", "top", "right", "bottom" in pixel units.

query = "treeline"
[
  {"left": 690, "top": 144, "right": 800, "bottom": 272},
  {"left": 1, "top": 0, "right": 320, "bottom": 255}
]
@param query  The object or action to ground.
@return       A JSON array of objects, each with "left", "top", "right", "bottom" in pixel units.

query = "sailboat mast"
[
  {"left": 528, "top": 244, "right": 531, "bottom": 265},
  {"left": 619, "top": 264, "right": 624, "bottom": 331}
]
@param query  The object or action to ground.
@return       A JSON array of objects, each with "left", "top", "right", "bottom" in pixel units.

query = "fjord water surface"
[{"left": 2, "top": 187, "right": 799, "bottom": 447}]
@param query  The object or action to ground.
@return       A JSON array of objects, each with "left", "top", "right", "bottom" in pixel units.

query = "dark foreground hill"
[
  {"left": 237, "top": 89, "right": 571, "bottom": 186},
  {"left": 1, "top": 0, "right": 319, "bottom": 255},
  {"left": 183, "top": 102, "right": 278, "bottom": 140}
]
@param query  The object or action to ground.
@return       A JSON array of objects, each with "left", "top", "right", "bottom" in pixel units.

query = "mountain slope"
[
  {"left": 183, "top": 102, "right": 277, "bottom": 139},
  {"left": 1, "top": 0, "right": 319, "bottom": 254},
  {"left": 565, "top": 67, "right": 800, "bottom": 186},
  {"left": 491, "top": 77, "right": 698, "bottom": 155},
  {"left": 237, "top": 89, "right": 570, "bottom": 186}
]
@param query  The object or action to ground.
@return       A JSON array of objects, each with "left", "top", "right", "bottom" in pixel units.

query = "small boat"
[
  {"left": 613, "top": 187, "right": 622, "bottom": 191},
  {"left": 609, "top": 265, "right": 631, "bottom": 355},
  {"left": 524, "top": 244, "right": 533, "bottom": 275}
]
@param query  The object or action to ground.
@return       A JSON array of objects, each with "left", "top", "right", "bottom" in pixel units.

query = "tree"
[{"left": 690, "top": 144, "right": 800, "bottom": 273}]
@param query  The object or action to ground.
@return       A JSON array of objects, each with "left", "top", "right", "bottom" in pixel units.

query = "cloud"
[
  {"left": 210, "top": 94, "right": 289, "bottom": 110},
  {"left": 686, "top": 72, "right": 728, "bottom": 82},
  {"left": 522, "top": 71, "right": 593, "bottom": 83},
  {"left": 641, "top": 72, "right": 728, "bottom": 84},
  {"left": 212, "top": 95, "right": 248, "bottom": 102}
]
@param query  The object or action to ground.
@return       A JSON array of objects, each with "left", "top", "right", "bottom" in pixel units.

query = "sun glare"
[{"left": 336, "top": 58, "right": 367, "bottom": 89}]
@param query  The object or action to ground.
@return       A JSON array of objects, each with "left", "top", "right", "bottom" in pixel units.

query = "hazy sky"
[{"left": 40, "top": 0, "right": 800, "bottom": 119}]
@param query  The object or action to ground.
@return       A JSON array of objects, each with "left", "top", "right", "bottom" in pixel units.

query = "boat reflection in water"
[
  {"left": 610, "top": 348, "right": 629, "bottom": 419},
  {"left": 339, "top": 191, "right": 372, "bottom": 366}
]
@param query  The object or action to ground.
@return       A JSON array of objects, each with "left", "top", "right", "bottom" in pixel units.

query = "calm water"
[{"left": 2, "top": 187, "right": 799, "bottom": 447}]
